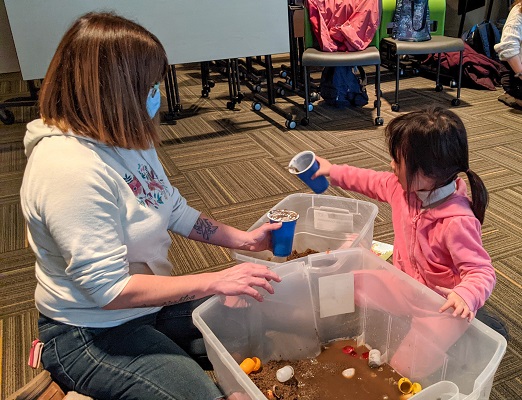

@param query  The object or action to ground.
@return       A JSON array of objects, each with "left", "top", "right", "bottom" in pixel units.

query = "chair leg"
[
  {"left": 392, "top": 53, "right": 400, "bottom": 112},
  {"left": 375, "top": 64, "right": 383, "bottom": 126},
  {"left": 435, "top": 53, "right": 443, "bottom": 92},
  {"left": 451, "top": 50, "right": 463, "bottom": 106},
  {"left": 303, "top": 65, "right": 310, "bottom": 124}
]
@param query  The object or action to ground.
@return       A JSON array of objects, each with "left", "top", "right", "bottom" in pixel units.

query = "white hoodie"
[{"left": 20, "top": 119, "right": 200, "bottom": 327}]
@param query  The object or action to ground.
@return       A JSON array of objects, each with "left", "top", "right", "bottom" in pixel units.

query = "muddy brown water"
[{"left": 249, "top": 339, "right": 405, "bottom": 400}]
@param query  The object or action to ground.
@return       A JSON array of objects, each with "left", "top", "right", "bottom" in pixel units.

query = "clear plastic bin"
[
  {"left": 193, "top": 248, "right": 507, "bottom": 400},
  {"left": 231, "top": 193, "right": 379, "bottom": 265}
]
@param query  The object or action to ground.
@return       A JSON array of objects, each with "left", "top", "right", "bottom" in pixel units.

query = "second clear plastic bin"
[{"left": 232, "top": 193, "right": 379, "bottom": 266}]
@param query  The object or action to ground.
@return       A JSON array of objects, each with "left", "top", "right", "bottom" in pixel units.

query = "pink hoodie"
[{"left": 330, "top": 164, "right": 496, "bottom": 312}]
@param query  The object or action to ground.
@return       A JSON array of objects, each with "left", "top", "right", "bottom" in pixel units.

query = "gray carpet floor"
[{"left": 0, "top": 58, "right": 521, "bottom": 399}]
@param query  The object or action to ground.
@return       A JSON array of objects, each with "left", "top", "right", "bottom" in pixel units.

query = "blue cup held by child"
[
  {"left": 267, "top": 209, "right": 299, "bottom": 258},
  {"left": 288, "top": 151, "right": 329, "bottom": 194}
]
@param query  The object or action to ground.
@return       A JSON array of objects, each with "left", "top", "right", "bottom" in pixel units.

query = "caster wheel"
[
  {"left": 412, "top": 68, "right": 420, "bottom": 75},
  {"left": 201, "top": 89, "right": 209, "bottom": 98},
  {"left": 301, "top": 117, "right": 310, "bottom": 126},
  {"left": 276, "top": 88, "right": 285, "bottom": 96},
  {"left": 0, "top": 109, "right": 15, "bottom": 125},
  {"left": 375, "top": 117, "right": 384, "bottom": 126},
  {"left": 237, "top": 92, "right": 245, "bottom": 102},
  {"left": 391, "top": 103, "right": 400, "bottom": 112},
  {"left": 208, "top": 80, "right": 215, "bottom": 88},
  {"left": 287, "top": 80, "right": 293, "bottom": 86},
  {"left": 251, "top": 102, "right": 262, "bottom": 111},
  {"left": 226, "top": 101, "right": 235, "bottom": 110},
  {"left": 279, "top": 70, "right": 287, "bottom": 78},
  {"left": 449, "top": 79, "right": 457, "bottom": 88},
  {"left": 451, "top": 98, "right": 461, "bottom": 106},
  {"left": 253, "top": 84, "right": 261, "bottom": 93},
  {"left": 285, "top": 119, "right": 297, "bottom": 129},
  {"left": 435, "top": 84, "right": 444, "bottom": 92},
  {"left": 305, "top": 103, "right": 314, "bottom": 112},
  {"left": 373, "top": 100, "right": 381, "bottom": 108},
  {"left": 310, "top": 92, "right": 320, "bottom": 102},
  {"left": 399, "top": 69, "right": 405, "bottom": 77}
]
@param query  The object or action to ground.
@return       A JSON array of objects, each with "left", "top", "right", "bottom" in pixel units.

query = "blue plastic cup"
[
  {"left": 288, "top": 151, "right": 329, "bottom": 194},
  {"left": 267, "top": 209, "right": 299, "bottom": 257}
]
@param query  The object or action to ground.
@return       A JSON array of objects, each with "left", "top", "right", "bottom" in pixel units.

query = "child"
[{"left": 313, "top": 107, "right": 507, "bottom": 338}]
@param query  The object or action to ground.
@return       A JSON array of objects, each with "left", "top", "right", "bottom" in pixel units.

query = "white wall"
[
  {"left": 445, "top": 0, "right": 510, "bottom": 37},
  {"left": 0, "top": 0, "right": 19, "bottom": 73}
]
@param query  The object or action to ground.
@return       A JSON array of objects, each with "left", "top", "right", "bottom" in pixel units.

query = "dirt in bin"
[
  {"left": 285, "top": 249, "right": 319, "bottom": 261},
  {"left": 248, "top": 339, "right": 405, "bottom": 400},
  {"left": 267, "top": 249, "right": 320, "bottom": 262}
]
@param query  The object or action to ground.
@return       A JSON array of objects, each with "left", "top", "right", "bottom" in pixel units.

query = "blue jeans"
[{"left": 38, "top": 298, "right": 225, "bottom": 400}]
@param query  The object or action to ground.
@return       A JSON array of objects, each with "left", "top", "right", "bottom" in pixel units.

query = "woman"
[{"left": 21, "top": 12, "right": 281, "bottom": 400}]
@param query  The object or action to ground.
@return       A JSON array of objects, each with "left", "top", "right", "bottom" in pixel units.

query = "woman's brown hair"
[{"left": 39, "top": 12, "right": 168, "bottom": 149}]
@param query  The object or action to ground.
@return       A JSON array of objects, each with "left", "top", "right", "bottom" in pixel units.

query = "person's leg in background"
[
  {"left": 38, "top": 312, "right": 225, "bottom": 400},
  {"left": 475, "top": 305, "right": 509, "bottom": 340},
  {"left": 498, "top": 61, "right": 522, "bottom": 110}
]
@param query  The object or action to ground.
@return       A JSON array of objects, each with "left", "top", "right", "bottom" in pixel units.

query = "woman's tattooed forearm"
[
  {"left": 139, "top": 294, "right": 196, "bottom": 308},
  {"left": 194, "top": 217, "right": 218, "bottom": 241}
]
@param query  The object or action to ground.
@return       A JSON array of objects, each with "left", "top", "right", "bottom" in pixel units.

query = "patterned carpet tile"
[
  {"left": 0, "top": 172, "right": 23, "bottom": 200},
  {"left": 0, "top": 248, "right": 35, "bottom": 275},
  {"left": 1, "top": 309, "right": 41, "bottom": 399},
  {"left": 163, "top": 134, "right": 269, "bottom": 172},
  {"left": 156, "top": 146, "right": 181, "bottom": 178},
  {"left": 491, "top": 349, "right": 522, "bottom": 400},
  {"left": 210, "top": 194, "right": 297, "bottom": 231},
  {"left": 487, "top": 187, "right": 522, "bottom": 237},
  {"left": 0, "top": 201, "right": 27, "bottom": 253},
  {"left": 477, "top": 146, "right": 522, "bottom": 177},
  {"left": 0, "top": 265, "right": 37, "bottom": 318},
  {"left": 167, "top": 173, "right": 211, "bottom": 217},
  {"left": 184, "top": 158, "right": 302, "bottom": 209},
  {"left": 0, "top": 142, "right": 26, "bottom": 174},
  {"left": 493, "top": 256, "right": 522, "bottom": 292},
  {"left": 482, "top": 109, "right": 522, "bottom": 130},
  {"left": 167, "top": 232, "right": 234, "bottom": 276},
  {"left": 247, "top": 127, "right": 346, "bottom": 158},
  {"left": 0, "top": 124, "right": 26, "bottom": 145}
]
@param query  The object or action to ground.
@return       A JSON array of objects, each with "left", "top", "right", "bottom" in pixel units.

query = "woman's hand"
[
  {"left": 211, "top": 263, "right": 282, "bottom": 302},
  {"left": 241, "top": 222, "right": 282, "bottom": 252},
  {"left": 437, "top": 286, "right": 475, "bottom": 321},
  {"left": 312, "top": 156, "right": 332, "bottom": 178}
]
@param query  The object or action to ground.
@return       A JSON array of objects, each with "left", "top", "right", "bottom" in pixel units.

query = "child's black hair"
[{"left": 385, "top": 106, "right": 488, "bottom": 224}]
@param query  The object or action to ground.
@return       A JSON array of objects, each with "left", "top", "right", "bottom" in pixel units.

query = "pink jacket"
[
  {"left": 307, "top": 0, "right": 380, "bottom": 52},
  {"left": 330, "top": 165, "right": 496, "bottom": 312}
]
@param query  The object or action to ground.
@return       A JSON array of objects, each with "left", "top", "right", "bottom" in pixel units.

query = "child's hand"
[
  {"left": 436, "top": 286, "right": 475, "bottom": 321},
  {"left": 312, "top": 156, "right": 332, "bottom": 178}
]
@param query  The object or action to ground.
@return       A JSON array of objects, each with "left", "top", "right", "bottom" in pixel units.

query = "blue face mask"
[{"left": 146, "top": 83, "right": 161, "bottom": 118}]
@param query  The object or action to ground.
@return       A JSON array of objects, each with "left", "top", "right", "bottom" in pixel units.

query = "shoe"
[
  {"left": 498, "top": 93, "right": 522, "bottom": 110},
  {"left": 475, "top": 308, "right": 509, "bottom": 341}
]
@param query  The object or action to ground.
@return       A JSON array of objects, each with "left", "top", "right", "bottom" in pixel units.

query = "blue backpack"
[
  {"left": 462, "top": 21, "right": 501, "bottom": 61},
  {"left": 320, "top": 66, "right": 369, "bottom": 108}
]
